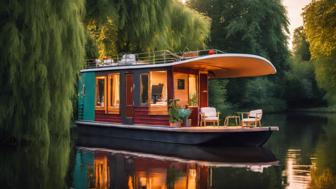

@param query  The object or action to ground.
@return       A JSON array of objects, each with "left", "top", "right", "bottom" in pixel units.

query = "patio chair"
[
  {"left": 241, "top": 109, "right": 263, "bottom": 127},
  {"left": 199, "top": 107, "right": 220, "bottom": 126}
]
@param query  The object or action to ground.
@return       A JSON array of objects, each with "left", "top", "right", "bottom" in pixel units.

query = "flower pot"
[{"left": 169, "top": 122, "right": 181, "bottom": 127}]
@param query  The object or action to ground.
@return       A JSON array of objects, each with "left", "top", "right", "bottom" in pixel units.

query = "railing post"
[
  {"left": 153, "top": 51, "right": 155, "bottom": 64},
  {"left": 164, "top": 51, "right": 166, "bottom": 63}
]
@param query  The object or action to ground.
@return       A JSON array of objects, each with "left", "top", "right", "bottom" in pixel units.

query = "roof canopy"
[
  {"left": 81, "top": 53, "right": 276, "bottom": 79},
  {"left": 172, "top": 54, "right": 276, "bottom": 79}
]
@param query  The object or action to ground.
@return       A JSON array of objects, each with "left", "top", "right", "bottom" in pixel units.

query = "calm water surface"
[{"left": 1, "top": 113, "right": 336, "bottom": 188}]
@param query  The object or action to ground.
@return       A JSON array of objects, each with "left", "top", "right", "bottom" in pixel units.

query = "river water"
[{"left": 1, "top": 113, "right": 336, "bottom": 188}]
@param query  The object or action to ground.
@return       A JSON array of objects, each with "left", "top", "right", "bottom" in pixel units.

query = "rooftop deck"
[{"left": 85, "top": 49, "right": 224, "bottom": 69}]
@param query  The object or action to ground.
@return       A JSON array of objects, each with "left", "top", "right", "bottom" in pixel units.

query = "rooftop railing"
[{"left": 85, "top": 49, "right": 225, "bottom": 69}]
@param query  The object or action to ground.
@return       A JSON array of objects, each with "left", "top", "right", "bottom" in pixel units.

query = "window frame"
[
  {"left": 95, "top": 76, "right": 107, "bottom": 111},
  {"left": 188, "top": 74, "right": 199, "bottom": 107},
  {"left": 107, "top": 73, "right": 120, "bottom": 114}
]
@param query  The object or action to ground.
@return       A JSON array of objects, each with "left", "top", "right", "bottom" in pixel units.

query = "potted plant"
[
  {"left": 168, "top": 99, "right": 181, "bottom": 127},
  {"left": 188, "top": 94, "right": 198, "bottom": 106},
  {"left": 178, "top": 108, "right": 192, "bottom": 127}
]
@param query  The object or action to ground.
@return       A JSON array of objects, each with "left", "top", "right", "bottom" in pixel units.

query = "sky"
[{"left": 282, "top": 0, "right": 311, "bottom": 49}]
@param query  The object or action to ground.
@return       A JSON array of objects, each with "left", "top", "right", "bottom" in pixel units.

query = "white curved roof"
[{"left": 81, "top": 53, "right": 276, "bottom": 78}]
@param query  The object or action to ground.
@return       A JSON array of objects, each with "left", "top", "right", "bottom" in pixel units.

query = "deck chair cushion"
[
  {"left": 249, "top": 109, "right": 262, "bottom": 119},
  {"left": 204, "top": 117, "right": 219, "bottom": 121},
  {"left": 200, "top": 107, "right": 217, "bottom": 117}
]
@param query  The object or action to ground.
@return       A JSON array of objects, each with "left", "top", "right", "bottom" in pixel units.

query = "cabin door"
[
  {"left": 125, "top": 73, "right": 134, "bottom": 122},
  {"left": 199, "top": 73, "right": 208, "bottom": 107}
]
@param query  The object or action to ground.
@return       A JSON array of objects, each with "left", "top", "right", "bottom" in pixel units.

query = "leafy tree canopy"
[
  {"left": 303, "top": 0, "right": 336, "bottom": 104},
  {"left": 189, "top": 0, "right": 290, "bottom": 112},
  {"left": 292, "top": 26, "right": 311, "bottom": 61},
  {"left": 85, "top": 0, "right": 210, "bottom": 58},
  {"left": 303, "top": 0, "right": 336, "bottom": 58},
  {"left": 0, "top": 0, "right": 85, "bottom": 142}
]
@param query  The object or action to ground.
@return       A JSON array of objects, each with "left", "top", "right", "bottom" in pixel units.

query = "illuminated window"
[
  {"left": 140, "top": 71, "right": 168, "bottom": 114},
  {"left": 150, "top": 71, "right": 167, "bottom": 106},
  {"left": 107, "top": 73, "right": 120, "bottom": 114},
  {"left": 96, "top": 76, "right": 107, "bottom": 110},
  {"left": 174, "top": 73, "right": 198, "bottom": 107},
  {"left": 188, "top": 74, "right": 198, "bottom": 106}
]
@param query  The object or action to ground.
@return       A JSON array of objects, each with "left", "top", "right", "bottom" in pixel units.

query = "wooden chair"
[
  {"left": 241, "top": 109, "right": 263, "bottom": 127},
  {"left": 199, "top": 107, "right": 220, "bottom": 126}
]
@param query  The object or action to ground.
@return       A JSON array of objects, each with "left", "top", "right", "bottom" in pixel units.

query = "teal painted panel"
[{"left": 78, "top": 72, "right": 96, "bottom": 121}]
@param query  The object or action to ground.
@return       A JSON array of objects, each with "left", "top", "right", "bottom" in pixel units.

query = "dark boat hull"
[
  {"left": 76, "top": 121, "right": 278, "bottom": 147},
  {"left": 75, "top": 134, "right": 278, "bottom": 165}
]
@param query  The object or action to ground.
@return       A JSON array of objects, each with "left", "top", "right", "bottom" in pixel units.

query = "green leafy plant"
[
  {"left": 178, "top": 108, "right": 192, "bottom": 127},
  {"left": 168, "top": 99, "right": 180, "bottom": 123},
  {"left": 188, "top": 93, "right": 198, "bottom": 106},
  {"left": 178, "top": 108, "right": 191, "bottom": 121}
]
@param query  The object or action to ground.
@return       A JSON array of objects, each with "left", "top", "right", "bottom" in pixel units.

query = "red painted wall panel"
[
  {"left": 133, "top": 107, "right": 169, "bottom": 126},
  {"left": 95, "top": 110, "right": 121, "bottom": 123}
]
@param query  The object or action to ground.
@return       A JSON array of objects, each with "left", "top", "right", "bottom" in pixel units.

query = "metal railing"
[{"left": 85, "top": 49, "right": 225, "bottom": 69}]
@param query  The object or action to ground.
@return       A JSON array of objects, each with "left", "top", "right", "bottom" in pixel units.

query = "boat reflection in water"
[{"left": 73, "top": 138, "right": 279, "bottom": 189}]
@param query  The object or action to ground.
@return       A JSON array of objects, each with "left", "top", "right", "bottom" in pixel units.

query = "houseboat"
[{"left": 76, "top": 49, "right": 279, "bottom": 147}]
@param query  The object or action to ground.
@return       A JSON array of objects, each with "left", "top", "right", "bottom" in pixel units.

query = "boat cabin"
[{"left": 77, "top": 50, "right": 276, "bottom": 126}]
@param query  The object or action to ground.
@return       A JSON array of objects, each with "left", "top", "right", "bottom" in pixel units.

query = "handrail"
[{"left": 85, "top": 49, "right": 225, "bottom": 69}]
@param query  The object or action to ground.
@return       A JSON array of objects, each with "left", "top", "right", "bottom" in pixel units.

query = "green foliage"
[
  {"left": 190, "top": 0, "right": 290, "bottom": 112},
  {"left": 0, "top": 136, "right": 70, "bottom": 189},
  {"left": 188, "top": 94, "right": 198, "bottom": 106},
  {"left": 0, "top": 0, "right": 85, "bottom": 141},
  {"left": 242, "top": 78, "right": 287, "bottom": 112},
  {"left": 313, "top": 56, "right": 336, "bottom": 104},
  {"left": 168, "top": 99, "right": 191, "bottom": 123},
  {"left": 85, "top": 0, "right": 210, "bottom": 57},
  {"left": 209, "top": 80, "right": 232, "bottom": 114},
  {"left": 169, "top": 99, "right": 180, "bottom": 123},
  {"left": 303, "top": 0, "right": 336, "bottom": 105},
  {"left": 292, "top": 26, "right": 311, "bottom": 61},
  {"left": 86, "top": 18, "right": 118, "bottom": 59},
  {"left": 303, "top": 0, "right": 336, "bottom": 58},
  {"left": 310, "top": 116, "right": 336, "bottom": 188}
]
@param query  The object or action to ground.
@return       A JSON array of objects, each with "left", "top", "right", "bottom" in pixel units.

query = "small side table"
[{"left": 224, "top": 116, "right": 241, "bottom": 126}]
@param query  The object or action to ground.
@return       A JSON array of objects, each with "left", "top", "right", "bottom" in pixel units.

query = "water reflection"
[
  {"left": 1, "top": 113, "right": 336, "bottom": 188},
  {"left": 0, "top": 136, "right": 71, "bottom": 189},
  {"left": 73, "top": 138, "right": 279, "bottom": 189},
  {"left": 264, "top": 113, "right": 336, "bottom": 189},
  {"left": 283, "top": 149, "right": 314, "bottom": 188}
]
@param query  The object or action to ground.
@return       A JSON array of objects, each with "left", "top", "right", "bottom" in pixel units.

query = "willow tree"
[
  {"left": 0, "top": 0, "right": 85, "bottom": 142},
  {"left": 303, "top": 0, "right": 336, "bottom": 104},
  {"left": 85, "top": 0, "right": 210, "bottom": 58},
  {"left": 189, "top": 0, "right": 290, "bottom": 112}
]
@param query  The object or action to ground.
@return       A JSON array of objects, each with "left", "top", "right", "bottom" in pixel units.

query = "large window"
[
  {"left": 107, "top": 73, "right": 120, "bottom": 113},
  {"left": 188, "top": 74, "right": 198, "bottom": 106},
  {"left": 140, "top": 71, "right": 168, "bottom": 114},
  {"left": 174, "top": 73, "right": 198, "bottom": 107},
  {"left": 96, "top": 76, "right": 107, "bottom": 110}
]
